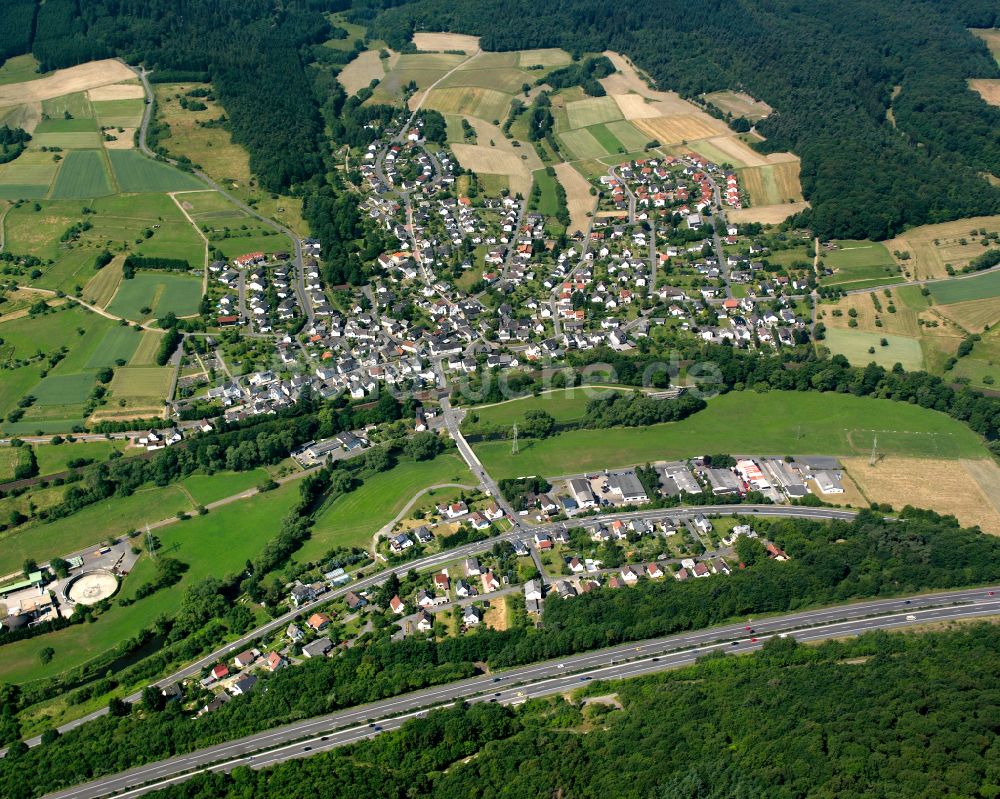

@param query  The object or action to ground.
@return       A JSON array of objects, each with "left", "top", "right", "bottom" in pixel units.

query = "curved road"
[
  {"left": 40, "top": 585, "right": 1000, "bottom": 799},
  {"left": 7, "top": 504, "right": 859, "bottom": 752}
]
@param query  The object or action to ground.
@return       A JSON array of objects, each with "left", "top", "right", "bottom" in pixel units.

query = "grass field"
[
  {"left": 0, "top": 482, "right": 299, "bottom": 685},
  {"left": 179, "top": 468, "right": 271, "bottom": 506},
  {"left": 463, "top": 389, "right": 595, "bottom": 433},
  {"left": 31, "top": 131, "right": 103, "bottom": 149},
  {"left": 0, "top": 55, "right": 47, "bottom": 86},
  {"left": 531, "top": 168, "right": 561, "bottom": 216},
  {"left": 933, "top": 296, "right": 1000, "bottom": 333},
  {"left": 32, "top": 372, "right": 96, "bottom": 405},
  {"left": 34, "top": 117, "right": 99, "bottom": 134},
  {"left": 472, "top": 390, "right": 989, "bottom": 480},
  {"left": 0, "top": 447, "right": 25, "bottom": 481},
  {"left": 930, "top": 270, "right": 1000, "bottom": 304},
  {"left": 603, "top": 120, "right": 650, "bottom": 152},
  {"left": 422, "top": 86, "right": 512, "bottom": 122},
  {"left": 566, "top": 96, "right": 623, "bottom": 129},
  {"left": 91, "top": 98, "right": 144, "bottom": 128},
  {"left": 32, "top": 249, "right": 99, "bottom": 293},
  {"left": 587, "top": 123, "right": 626, "bottom": 154},
  {"left": 822, "top": 240, "right": 901, "bottom": 288},
  {"left": 85, "top": 326, "right": 144, "bottom": 367},
  {"left": 108, "top": 366, "right": 173, "bottom": 405},
  {"left": 823, "top": 328, "right": 925, "bottom": 371},
  {"left": 40, "top": 91, "right": 93, "bottom": 120},
  {"left": 300, "top": 454, "right": 474, "bottom": 561},
  {"left": 83, "top": 256, "right": 124, "bottom": 307},
  {"left": 50, "top": 150, "right": 114, "bottom": 199},
  {"left": 107, "top": 150, "right": 204, "bottom": 192},
  {"left": 33, "top": 439, "right": 129, "bottom": 477},
  {"left": 559, "top": 127, "right": 612, "bottom": 159},
  {"left": 106, "top": 272, "right": 202, "bottom": 320}
]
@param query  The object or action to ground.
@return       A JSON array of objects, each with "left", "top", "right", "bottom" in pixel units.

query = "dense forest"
[
  {"left": 4, "top": 508, "right": 1000, "bottom": 797},
  {"left": 365, "top": 0, "right": 1000, "bottom": 239},
  {"left": 28, "top": 624, "right": 1000, "bottom": 799}
]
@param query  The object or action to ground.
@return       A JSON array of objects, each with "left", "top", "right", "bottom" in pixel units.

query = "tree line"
[
  {"left": 4, "top": 507, "right": 999, "bottom": 796},
  {"left": 367, "top": 0, "right": 1000, "bottom": 240}
]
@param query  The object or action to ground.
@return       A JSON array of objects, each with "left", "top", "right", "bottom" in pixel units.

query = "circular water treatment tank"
[{"left": 66, "top": 569, "right": 119, "bottom": 605}]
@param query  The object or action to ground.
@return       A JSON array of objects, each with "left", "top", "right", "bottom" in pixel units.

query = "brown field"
[
  {"left": 970, "top": 28, "right": 1000, "bottom": 63},
  {"left": 703, "top": 90, "right": 772, "bottom": 122},
  {"left": 0, "top": 101, "right": 42, "bottom": 133},
  {"left": 451, "top": 121, "right": 540, "bottom": 197},
  {"left": 83, "top": 255, "right": 125, "bottom": 308},
  {"left": 727, "top": 202, "right": 809, "bottom": 224},
  {"left": 883, "top": 215, "right": 1000, "bottom": 280},
  {"left": 931, "top": 297, "right": 1000, "bottom": 334},
  {"left": 103, "top": 128, "right": 136, "bottom": 149},
  {"left": 483, "top": 596, "right": 509, "bottom": 631},
  {"left": 87, "top": 83, "right": 144, "bottom": 101},
  {"left": 969, "top": 79, "right": 1000, "bottom": 107},
  {"left": 338, "top": 50, "right": 386, "bottom": 96},
  {"left": 843, "top": 456, "right": 1000, "bottom": 534},
  {"left": 738, "top": 161, "right": 804, "bottom": 205},
  {"left": 412, "top": 33, "right": 481, "bottom": 52},
  {"left": 632, "top": 115, "right": 729, "bottom": 145},
  {"left": 0, "top": 60, "right": 134, "bottom": 106},
  {"left": 553, "top": 161, "right": 595, "bottom": 236},
  {"left": 689, "top": 135, "right": 772, "bottom": 168},
  {"left": 822, "top": 289, "right": 921, "bottom": 337}
]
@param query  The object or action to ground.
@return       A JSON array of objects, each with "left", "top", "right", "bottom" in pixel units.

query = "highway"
[
  {"left": 6, "top": 503, "right": 859, "bottom": 751},
  {"left": 40, "top": 585, "right": 1000, "bottom": 799}
]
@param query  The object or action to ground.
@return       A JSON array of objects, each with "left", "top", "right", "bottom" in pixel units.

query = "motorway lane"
[
  {"left": 40, "top": 586, "right": 1000, "bottom": 799},
  {"left": 10, "top": 504, "right": 858, "bottom": 749}
]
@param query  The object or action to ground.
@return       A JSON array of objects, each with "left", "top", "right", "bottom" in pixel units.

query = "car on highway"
[
  {"left": 989, "top": 591, "right": 996, "bottom": 596},
  {"left": 374, "top": 725, "right": 383, "bottom": 731},
  {"left": 731, "top": 641, "right": 739, "bottom": 646},
  {"left": 906, "top": 615, "right": 916, "bottom": 621},
  {"left": 579, "top": 676, "right": 592, "bottom": 682}
]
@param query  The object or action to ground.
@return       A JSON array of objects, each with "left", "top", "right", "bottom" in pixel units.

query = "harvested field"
[
  {"left": 703, "top": 90, "right": 772, "bottom": 122},
  {"left": 689, "top": 135, "right": 767, "bottom": 168},
  {"left": 439, "top": 65, "right": 531, "bottom": 94},
  {"left": 0, "top": 60, "right": 134, "bottom": 106},
  {"left": 450, "top": 138, "right": 537, "bottom": 197},
  {"left": 518, "top": 49, "right": 572, "bottom": 68},
  {"left": 932, "top": 297, "right": 1000, "bottom": 333},
  {"left": 338, "top": 50, "right": 385, "bottom": 96},
  {"left": 632, "top": 115, "right": 728, "bottom": 145},
  {"left": 969, "top": 78, "right": 1000, "bottom": 106},
  {"left": 102, "top": 128, "right": 136, "bottom": 149},
  {"left": 566, "top": 96, "right": 623, "bottom": 129},
  {"left": 883, "top": 215, "right": 1000, "bottom": 280},
  {"left": 422, "top": 85, "right": 512, "bottom": 122},
  {"left": 738, "top": 161, "right": 804, "bottom": 205},
  {"left": 610, "top": 93, "right": 666, "bottom": 120},
  {"left": 822, "top": 289, "right": 921, "bottom": 337},
  {"left": 971, "top": 28, "right": 1000, "bottom": 62},
  {"left": 83, "top": 255, "right": 125, "bottom": 307},
  {"left": 599, "top": 52, "right": 697, "bottom": 114},
  {"left": 553, "top": 161, "right": 595, "bottom": 236},
  {"left": 843, "top": 456, "right": 1000, "bottom": 533},
  {"left": 722, "top": 202, "right": 809, "bottom": 225},
  {"left": 0, "top": 101, "right": 42, "bottom": 133},
  {"left": 87, "top": 83, "right": 144, "bottom": 101},
  {"left": 412, "top": 33, "right": 481, "bottom": 52}
]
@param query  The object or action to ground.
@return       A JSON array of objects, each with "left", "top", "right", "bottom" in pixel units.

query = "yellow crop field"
[
  {"left": 0, "top": 60, "right": 134, "bottom": 106},
  {"left": 412, "top": 33, "right": 481, "bottom": 52},
  {"left": 553, "top": 161, "right": 596, "bottom": 236},
  {"left": 632, "top": 115, "right": 728, "bottom": 144},
  {"left": 83, "top": 255, "right": 125, "bottom": 308},
  {"left": 422, "top": 86, "right": 512, "bottom": 122},
  {"left": 738, "top": 161, "right": 804, "bottom": 205},
  {"left": 884, "top": 215, "right": 1000, "bottom": 280},
  {"left": 338, "top": 50, "right": 386, "bottom": 96}
]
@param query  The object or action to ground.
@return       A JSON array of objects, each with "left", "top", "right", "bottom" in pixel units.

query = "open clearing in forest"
[
  {"left": 969, "top": 79, "right": 1000, "bottom": 106},
  {"left": 703, "top": 90, "right": 772, "bottom": 121},
  {"left": 0, "top": 60, "right": 134, "bottom": 106},
  {"left": 518, "top": 49, "right": 573, "bottom": 68},
  {"left": 727, "top": 202, "right": 809, "bottom": 224},
  {"left": 971, "top": 28, "right": 1000, "bottom": 63},
  {"left": 843, "top": 456, "right": 1000, "bottom": 533},
  {"left": 883, "top": 215, "right": 1000, "bottom": 280},
  {"left": 738, "top": 161, "right": 804, "bottom": 205},
  {"left": 338, "top": 50, "right": 386, "bottom": 96},
  {"left": 412, "top": 33, "right": 481, "bottom": 52}
]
